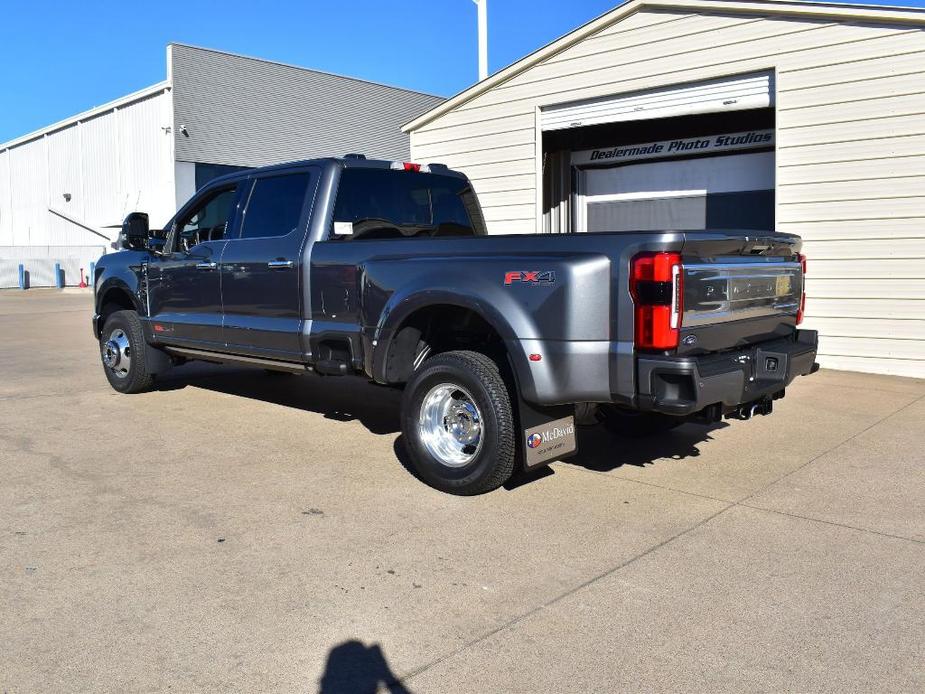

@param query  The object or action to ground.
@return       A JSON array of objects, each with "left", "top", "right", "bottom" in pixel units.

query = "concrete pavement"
[{"left": 1, "top": 290, "right": 922, "bottom": 692}]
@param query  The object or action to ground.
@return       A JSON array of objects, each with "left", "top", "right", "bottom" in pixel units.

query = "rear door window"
[
  {"left": 331, "top": 169, "right": 485, "bottom": 239},
  {"left": 238, "top": 173, "right": 310, "bottom": 240}
]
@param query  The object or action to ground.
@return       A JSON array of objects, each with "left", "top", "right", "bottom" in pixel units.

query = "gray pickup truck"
[{"left": 93, "top": 155, "right": 818, "bottom": 494}]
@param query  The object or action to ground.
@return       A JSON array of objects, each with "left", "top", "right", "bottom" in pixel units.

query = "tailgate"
[{"left": 679, "top": 233, "right": 803, "bottom": 354}]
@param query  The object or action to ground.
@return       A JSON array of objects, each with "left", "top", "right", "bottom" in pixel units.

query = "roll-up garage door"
[{"left": 540, "top": 72, "right": 774, "bottom": 131}]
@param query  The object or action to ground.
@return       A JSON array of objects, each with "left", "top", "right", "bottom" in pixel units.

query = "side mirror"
[{"left": 120, "top": 212, "right": 150, "bottom": 251}]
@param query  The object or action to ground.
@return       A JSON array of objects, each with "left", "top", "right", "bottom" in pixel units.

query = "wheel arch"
[
  {"left": 96, "top": 281, "right": 143, "bottom": 337},
  {"left": 373, "top": 292, "right": 534, "bottom": 395}
]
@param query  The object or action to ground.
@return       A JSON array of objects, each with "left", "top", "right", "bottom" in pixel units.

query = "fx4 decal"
[{"left": 504, "top": 270, "right": 556, "bottom": 286}]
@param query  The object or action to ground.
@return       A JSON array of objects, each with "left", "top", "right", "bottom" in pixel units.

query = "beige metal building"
[{"left": 405, "top": 0, "right": 925, "bottom": 378}]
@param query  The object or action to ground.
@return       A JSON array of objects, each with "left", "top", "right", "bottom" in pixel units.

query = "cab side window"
[
  {"left": 175, "top": 187, "right": 238, "bottom": 252},
  {"left": 238, "top": 173, "right": 310, "bottom": 240}
]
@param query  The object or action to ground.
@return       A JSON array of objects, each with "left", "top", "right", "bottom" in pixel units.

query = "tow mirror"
[{"left": 120, "top": 212, "right": 150, "bottom": 251}]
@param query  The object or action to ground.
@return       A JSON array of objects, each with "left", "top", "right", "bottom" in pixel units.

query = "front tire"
[
  {"left": 99, "top": 310, "right": 155, "bottom": 394},
  {"left": 401, "top": 350, "right": 515, "bottom": 495}
]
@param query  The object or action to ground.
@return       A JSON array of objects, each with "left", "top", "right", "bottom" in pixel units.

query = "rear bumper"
[{"left": 636, "top": 330, "right": 818, "bottom": 416}]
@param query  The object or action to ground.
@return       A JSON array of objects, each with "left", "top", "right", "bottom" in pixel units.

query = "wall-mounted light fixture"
[{"left": 63, "top": 193, "right": 72, "bottom": 202}]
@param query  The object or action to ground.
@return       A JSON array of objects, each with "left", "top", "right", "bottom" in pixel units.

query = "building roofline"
[
  {"left": 0, "top": 81, "right": 171, "bottom": 152},
  {"left": 168, "top": 42, "right": 447, "bottom": 100},
  {"left": 402, "top": 0, "right": 925, "bottom": 133}
]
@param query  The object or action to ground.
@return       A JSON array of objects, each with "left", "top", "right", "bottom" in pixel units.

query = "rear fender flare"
[{"left": 372, "top": 289, "right": 536, "bottom": 396}]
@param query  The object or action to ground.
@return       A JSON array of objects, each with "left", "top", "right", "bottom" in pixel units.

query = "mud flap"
[
  {"left": 145, "top": 344, "right": 174, "bottom": 375},
  {"left": 514, "top": 394, "right": 576, "bottom": 470}
]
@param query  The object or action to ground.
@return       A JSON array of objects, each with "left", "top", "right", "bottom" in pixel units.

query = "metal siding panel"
[
  {"left": 813, "top": 354, "right": 924, "bottom": 378},
  {"left": 809, "top": 317, "right": 925, "bottom": 340},
  {"left": 118, "top": 91, "right": 175, "bottom": 228},
  {"left": 79, "top": 112, "right": 121, "bottom": 227},
  {"left": 0, "top": 150, "right": 9, "bottom": 244},
  {"left": 807, "top": 278, "right": 925, "bottom": 300},
  {"left": 778, "top": 218, "right": 925, "bottom": 239},
  {"left": 810, "top": 298, "right": 925, "bottom": 320},
  {"left": 779, "top": 91, "right": 925, "bottom": 129},
  {"left": 8, "top": 140, "right": 46, "bottom": 246},
  {"left": 779, "top": 157, "right": 925, "bottom": 184},
  {"left": 170, "top": 45, "right": 444, "bottom": 166},
  {"left": 780, "top": 176, "right": 925, "bottom": 205},
  {"left": 46, "top": 125, "right": 83, "bottom": 246},
  {"left": 456, "top": 23, "right": 910, "bottom": 114},
  {"left": 802, "top": 238, "right": 925, "bottom": 260},
  {"left": 1, "top": 89, "right": 170, "bottom": 252}
]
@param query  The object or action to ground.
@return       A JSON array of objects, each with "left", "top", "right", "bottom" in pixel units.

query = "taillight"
[
  {"left": 630, "top": 251, "right": 683, "bottom": 350},
  {"left": 796, "top": 252, "right": 807, "bottom": 325}
]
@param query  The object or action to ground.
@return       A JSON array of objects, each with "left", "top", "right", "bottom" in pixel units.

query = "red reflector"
[
  {"left": 630, "top": 251, "right": 683, "bottom": 351},
  {"left": 403, "top": 162, "right": 421, "bottom": 172},
  {"left": 528, "top": 353, "right": 542, "bottom": 362},
  {"left": 153, "top": 324, "right": 165, "bottom": 333}
]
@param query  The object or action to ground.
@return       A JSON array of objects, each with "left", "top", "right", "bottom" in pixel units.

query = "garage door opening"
[{"left": 540, "top": 73, "right": 776, "bottom": 234}]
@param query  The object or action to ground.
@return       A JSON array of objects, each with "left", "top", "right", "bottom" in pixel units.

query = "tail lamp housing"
[
  {"left": 796, "top": 252, "right": 807, "bottom": 325},
  {"left": 630, "top": 251, "right": 683, "bottom": 350}
]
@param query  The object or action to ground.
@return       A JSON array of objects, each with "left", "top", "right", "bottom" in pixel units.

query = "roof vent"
[{"left": 343, "top": 153, "right": 366, "bottom": 160}]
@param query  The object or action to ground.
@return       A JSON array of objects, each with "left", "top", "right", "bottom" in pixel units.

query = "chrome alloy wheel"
[
  {"left": 418, "top": 383, "right": 483, "bottom": 467},
  {"left": 102, "top": 328, "right": 132, "bottom": 379}
]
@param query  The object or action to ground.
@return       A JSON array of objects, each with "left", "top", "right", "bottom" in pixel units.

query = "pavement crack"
[
  {"left": 399, "top": 503, "right": 735, "bottom": 686},
  {"left": 737, "top": 392, "right": 925, "bottom": 506},
  {"left": 736, "top": 502, "right": 925, "bottom": 544}
]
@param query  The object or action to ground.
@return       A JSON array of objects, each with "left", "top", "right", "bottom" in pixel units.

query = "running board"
[{"left": 163, "top": 346, "right": 308, "bottom": 373}]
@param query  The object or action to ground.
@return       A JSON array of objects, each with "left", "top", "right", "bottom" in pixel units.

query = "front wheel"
[
  {"left": 400, "top": 350, "right": 515, "bottom": 495},
  {"left": 99, "top": 310, "right": 156, "bottom": 394}
]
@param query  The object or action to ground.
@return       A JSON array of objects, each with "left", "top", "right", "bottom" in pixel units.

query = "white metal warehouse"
[
  {"left": 0, "top": 43, "right": 443, "bottom": 289},
  {"left": 405, "top": 0, "right": 925, "bottom": 378}
]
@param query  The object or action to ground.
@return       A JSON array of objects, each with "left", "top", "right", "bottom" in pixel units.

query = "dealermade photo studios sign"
[{"left": 571, "top": 129, "right": 774, "bottom": 167}]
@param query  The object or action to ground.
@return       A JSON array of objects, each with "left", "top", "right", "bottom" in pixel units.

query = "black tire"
[
  {"left": 99, "top": 310, "right": 155, "bottom": 394},
  {"left": 597, "top": 405, "right": 684, "bottom": 438},
  {"left": 401, "top": 350, "right": 515, "bottom": 495}
]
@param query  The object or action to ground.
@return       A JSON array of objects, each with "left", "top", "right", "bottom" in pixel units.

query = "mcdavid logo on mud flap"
[
  {"left": 523, "top": 415, "right": 577, "bottom": 467},
  {"left": 504, "top": 270, "right": 556, "bottom": 286},
  {"left": 529, "top": 423, "right": 575, "bottom": 445}
]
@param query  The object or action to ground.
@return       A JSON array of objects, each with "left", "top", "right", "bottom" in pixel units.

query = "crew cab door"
[
  {"left": 220, "top": 167, "right": 319, "bottom": 361},
  {"left": 147, "top": 184, "right": 242, "bottom": 347}
]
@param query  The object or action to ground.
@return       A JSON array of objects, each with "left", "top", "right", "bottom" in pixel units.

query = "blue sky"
[{"left": 1, "top": 0, "right": 923, "bottom": 142}]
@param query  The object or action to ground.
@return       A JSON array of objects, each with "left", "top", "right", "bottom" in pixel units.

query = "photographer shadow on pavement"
[{"left": 319, "top": 640, "right": 412, "bottom": 694}]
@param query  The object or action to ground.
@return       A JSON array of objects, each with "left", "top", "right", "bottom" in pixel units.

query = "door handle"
[
  {"left": 267, "top": 260, "right": 294, "bottom": 269},
  {"left": 196, "top": 262, "right": 217, "bottom": 271}
]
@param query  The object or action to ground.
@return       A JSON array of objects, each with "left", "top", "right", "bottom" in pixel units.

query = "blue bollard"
[
  {"left": 54, "top": 262, "right": 64, "bottom": 288},
  {"left": 19, "top": 263, "right": 25, "bottom": 290},
  {"left": 89, "top": 261, "right": 96, "bottom": 288}
]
